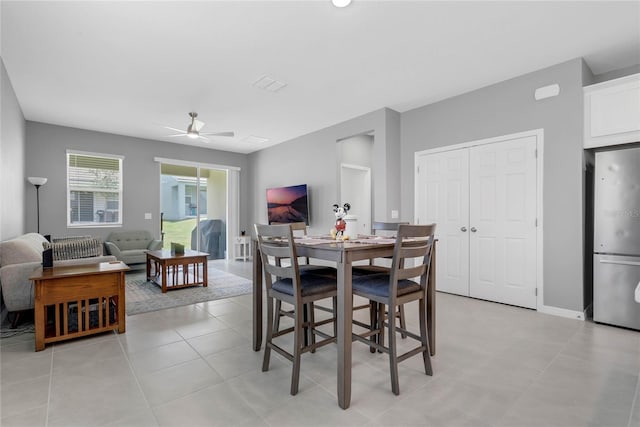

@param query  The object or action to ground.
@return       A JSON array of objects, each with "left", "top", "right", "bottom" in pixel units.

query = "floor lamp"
[{"left": 27, "top": 177, "right": 48, "bottom": 233}]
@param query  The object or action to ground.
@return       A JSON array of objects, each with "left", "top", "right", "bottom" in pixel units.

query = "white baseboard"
[{"left": 538, "top": 304, "right": 585, "bottom": 320}]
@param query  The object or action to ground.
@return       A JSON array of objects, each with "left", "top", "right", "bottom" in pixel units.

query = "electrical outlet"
[
  {"left": 391, "top": 210, "right": 399, "bottom": 219},
  {"left": 144, "top": 213, "right": 152, "bottom": 220}
]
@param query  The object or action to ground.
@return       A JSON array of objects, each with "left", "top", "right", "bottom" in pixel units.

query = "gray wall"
[
  {"left": 247, "top": 108, "right": 401, "bottom": 236},
  {"left": 384, "top": 109, "right": 402, "bottom": 219},
  {"left": 401, "top": 58, "right": 586, "bottom": 312},
  {"left": 0, "top": 58, "right": 26, "bottom": 241},
  {"left": 25, "top": 122, "right": 248, "bottom": 242},
  {"left": 339, "top": 134, "right": 373, "bottom": 169},
  {"left": 592, "top": 64, "right": 640, "bottom": 84}
]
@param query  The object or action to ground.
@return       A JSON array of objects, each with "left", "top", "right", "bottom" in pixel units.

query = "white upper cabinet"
[{"left": 584, "top": 73, "right": 640, "bottom": 148}]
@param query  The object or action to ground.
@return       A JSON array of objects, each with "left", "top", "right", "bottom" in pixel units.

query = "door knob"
[
  {"left": 470, "top": 227, "right": 477, "bottom": 232},
  {"left": 460, "top": 227, "right": 467, "bottom": 232}
]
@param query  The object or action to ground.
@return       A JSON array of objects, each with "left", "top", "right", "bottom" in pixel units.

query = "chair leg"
[
  {"left": 419, "top": 298, "right": 433, "bottom": 376},
  {"left": 291, "top": 304, "right": 304, "bottom": 395},
  {"left": 274, "top": 300, "right": 282, "bottom": 332},
  {"left": 262, "top": 296, "right": 274, "bottom": 372},
  {"left": 388, "top": 303, "right": 400, "bottom": 395},
  {"left": 308, "top": 302, "right": 316, "bottom": 353},
  {"left": 399, "top": 304, "right": 407, "bottom": 339},
  {"left": 377, "top": 303, "right": 385, "bottom": 353},
  {"left": 369, "top": 301, "right": 377, "bottom": 353},
  {"left": 332, "top": 296, "right": 338, "bottom": 338}
]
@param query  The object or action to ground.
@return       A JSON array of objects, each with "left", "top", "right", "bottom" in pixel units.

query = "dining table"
[{"left": 251, "top": 235, "right": 437, "bottom": 409}]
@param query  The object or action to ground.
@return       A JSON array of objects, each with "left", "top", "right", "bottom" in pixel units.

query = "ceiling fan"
[{"left": 164, "top": 112, "right": 234, "bottom": 141}]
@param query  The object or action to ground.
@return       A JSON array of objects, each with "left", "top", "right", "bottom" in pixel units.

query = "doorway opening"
[{"left": 337, "top": 133, "right": 373, "bottom": 235}]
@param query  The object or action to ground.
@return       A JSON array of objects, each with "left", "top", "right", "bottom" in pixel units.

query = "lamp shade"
[{"left": 28, "top": 177, "right": 48, "bottom": 186}]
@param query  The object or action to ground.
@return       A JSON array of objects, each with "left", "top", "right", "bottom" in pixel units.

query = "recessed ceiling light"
[{"left": 332, "top": 0, "right": 352, "bottom": 8}]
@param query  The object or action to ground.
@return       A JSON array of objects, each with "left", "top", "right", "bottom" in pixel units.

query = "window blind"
[{"left": 67, "top": 152, "right": 122, "bottom": 226}]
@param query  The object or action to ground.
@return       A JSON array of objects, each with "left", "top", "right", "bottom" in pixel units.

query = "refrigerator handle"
[{"left": 599, "top": 259, "right": 640, "bottom": 267}]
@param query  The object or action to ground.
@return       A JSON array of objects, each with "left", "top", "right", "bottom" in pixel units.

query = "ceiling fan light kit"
[{"left": 163, "top": 112, "right": 234, "bottom": 142}]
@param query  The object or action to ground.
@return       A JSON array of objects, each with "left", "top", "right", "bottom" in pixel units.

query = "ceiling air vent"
[{"left": 251, "top": 75, "right": 287, "bottom": 92}]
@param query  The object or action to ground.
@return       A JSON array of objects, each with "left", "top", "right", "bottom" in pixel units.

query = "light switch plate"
[
  {"left": 144, "top": 213, "right": 152, "bottom": 220},
  {"left": 391, "top": 210, "right": 399, "bottom": 219}
]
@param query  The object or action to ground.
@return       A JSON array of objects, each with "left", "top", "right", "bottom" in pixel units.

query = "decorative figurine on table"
[{"left": 331, "top": 203, "right": 351, "bottom": 240}]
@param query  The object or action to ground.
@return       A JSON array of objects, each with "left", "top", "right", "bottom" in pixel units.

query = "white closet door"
[
  {"left": 416, "top": 149, "right": 470, "bottom": 296},
  {"left": 469, "top": 135, "right": 537, "bottom": 308}
]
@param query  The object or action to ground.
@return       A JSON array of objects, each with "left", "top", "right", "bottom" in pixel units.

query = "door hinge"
[
  {"left": 535, "top": 218, "right": 538, "bottom": 227},
  {"left": 535, "top": 288, "right": 538, "bottom": 296},
  {"left": 534, "top": 149, "right": 538, "bottom": 158},
  {"left": 417, "top": 165, "right": 420, "bottom": 174}
]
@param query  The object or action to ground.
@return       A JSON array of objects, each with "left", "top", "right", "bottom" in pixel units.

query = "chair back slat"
[
  {"left": 372, "top": 221, "right": 409, "bottom": 235},
  {"left": 257, "top": 223, "right": 293, "bottom": 238},
  {"left": 263, "top": 263, "right": 295, "bottom": 279},
  {"left": 399, "top": 244, "right": 430, "bottom": 259},
  {"left": 260, "top": 243, "right": 293, "bottom": 259},
  {"left": 396, "top": 264, "right": 427, "bottom": 281},
  {"left": 288, "top": 222, "right": 307, "bottom": 234}
]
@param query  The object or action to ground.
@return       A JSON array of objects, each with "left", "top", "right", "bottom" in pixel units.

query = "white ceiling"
[{"left": 2, "top": 0, "right": 639, "bottom": 154}]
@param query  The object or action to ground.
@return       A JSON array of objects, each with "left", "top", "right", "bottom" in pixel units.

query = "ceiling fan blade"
[
  {"left": 164, "top": 126, "right": 186, "bottom": 133},
  {"left": 165, "top": 134, "right": 188, "bottom": 138},
  {"left": 193, "top": 119, "right": 205, "bottom": 132},
  {"left": 200, "top": 131, "right": 235, "bottom": 137},
  {"left": 198, "top": 135, "right": 209, "bottom": 141}
]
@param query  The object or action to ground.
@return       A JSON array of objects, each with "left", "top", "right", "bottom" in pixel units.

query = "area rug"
[{"left": 125, "top": 267, "right": 252, "bottom": 315}]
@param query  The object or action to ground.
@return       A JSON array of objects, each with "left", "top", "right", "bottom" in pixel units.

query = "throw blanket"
[{"left": 43, "top": 236, "right": 104, "bottom": 260}]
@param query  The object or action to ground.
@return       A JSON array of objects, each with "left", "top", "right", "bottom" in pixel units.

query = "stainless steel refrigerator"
[{"left": 593, "top": 145, "right": 640, "bottom": 330}]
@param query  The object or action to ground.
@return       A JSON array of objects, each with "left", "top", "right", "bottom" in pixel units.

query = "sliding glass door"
[
  {"left": 160, "top": 163, "right": 228, "bottom": 259},
  {"left": 197, "top": 167, "right": 227, "bottom": 259}
]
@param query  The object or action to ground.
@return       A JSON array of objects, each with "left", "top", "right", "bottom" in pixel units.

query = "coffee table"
[
  {"left": 30, "top": 261, "right": 129, "bottom": 351},
  {"left": 146, "top": 249, "right": 209, "bottom": 293}
]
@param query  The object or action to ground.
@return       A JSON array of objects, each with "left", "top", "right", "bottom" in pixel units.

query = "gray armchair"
[{"left": 104, "top": 230, "right": 163, "bottom": 265}]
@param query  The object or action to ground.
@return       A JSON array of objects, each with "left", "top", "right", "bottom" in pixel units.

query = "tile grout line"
[
  {"left": 177, "top": 319, "right": 270, "bottom": 423},
  {"left": 627, "top": 367, "right": 640, "bottom": 427},
  {"left": 140, "top": 324, "right": 267, "bottom": 425},
  {"left": 200, "top": 343, "right": 271, "bottom": 427},
  {"left": 116, "top": 331, "right": 159, "bottom": 425},
  {"left": 44, "top": 347, "right": 54, "bottom": 427},
  {"left": 493, "top": 322, "right": 585, "bottom": 426}
]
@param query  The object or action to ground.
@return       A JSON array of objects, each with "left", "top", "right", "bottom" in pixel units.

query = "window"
[{"left": 67, "top": 151, "right": 123, "bottom": 227}]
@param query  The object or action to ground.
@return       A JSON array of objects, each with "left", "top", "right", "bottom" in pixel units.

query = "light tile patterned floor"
[{"left": 1, "top": 259, "right": 639, "bottom": 427}]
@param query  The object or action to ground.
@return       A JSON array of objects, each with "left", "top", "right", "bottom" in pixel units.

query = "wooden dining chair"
[
  {"left": 351, "top": 224, "right": 436, "bottom": 395},
  {"left": 255, "top": 223, "right": 338, "bottom": 395},
  {"left": 272, "top": 222, "right": 337, "bottom": 337},
  {"left": 353, "top": 221, "right": 410, "bottom": 342}
]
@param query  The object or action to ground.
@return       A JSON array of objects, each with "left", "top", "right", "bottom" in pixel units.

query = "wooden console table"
[
  {"left": 30, "top": 261, "right": 129, "bottom": 351},
  {"left": 146, "top": 249, "right": 209, "bottom": 293}
]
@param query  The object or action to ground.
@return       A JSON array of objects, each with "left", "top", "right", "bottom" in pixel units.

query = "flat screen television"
[{"left": 267, "top": 184, "right": 310, "bottom": 225}]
